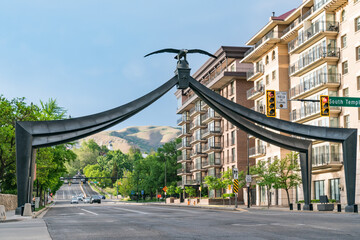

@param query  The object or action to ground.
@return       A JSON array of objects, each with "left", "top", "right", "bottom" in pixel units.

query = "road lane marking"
[
  {"left": 141, "top": 206, "right": 198, "bottom": 213},
  {"left": 81, "top": 208, "right": 98, "bottom": 215},
  {"left": 110, "top": 207, "right": 149, "bottom": 215}
]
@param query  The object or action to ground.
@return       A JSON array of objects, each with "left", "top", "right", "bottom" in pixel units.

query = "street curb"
[{"left": 33, "top": 202, "right": 55, "bottom": 219}]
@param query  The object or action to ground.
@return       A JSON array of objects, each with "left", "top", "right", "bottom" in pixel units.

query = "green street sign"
[{"left": 329, "top": 97, "right": 360, "bottom": 107}]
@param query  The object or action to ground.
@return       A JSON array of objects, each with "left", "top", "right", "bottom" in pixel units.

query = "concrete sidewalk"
[{"left": 0, "top": 210, "right": 51, "bottom": 240}]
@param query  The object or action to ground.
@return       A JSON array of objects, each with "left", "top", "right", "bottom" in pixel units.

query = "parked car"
[
  {"left": 99, "top": 195, "right": 106, "bottom": 199},
  {"left": 84, "top": 197, "right": 92, "bottom": 203},
  {"left": 91, "top": 195, "right": 101, "bottom": 204},
  {"left": 77, "top": 196, "right": 83, "bottom": 201},
  {"left": 71, "top": 197, "right": 79, "bottom": 204}
]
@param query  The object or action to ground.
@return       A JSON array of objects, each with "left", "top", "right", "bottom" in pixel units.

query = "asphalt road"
[
  {"left": 55, "top": 183, "right": 99, "bottom": 200},
  {"left": 43, "top": 201, "right": 360, "bottom": 240}
]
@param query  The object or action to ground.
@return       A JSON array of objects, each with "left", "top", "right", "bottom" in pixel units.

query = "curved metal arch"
[
  {"left": 15, "top": 76, "right": 179, "bottom": 212},
  {"left": 190, "top": 81, "right": 313, "bottom": 208},
  {"left": 189, "top": 77, "right": 357, "bottom": 212}
]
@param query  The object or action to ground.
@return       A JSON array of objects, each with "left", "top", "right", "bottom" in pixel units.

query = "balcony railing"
[
  {"left": 177, "top": 154, "right": 191, "bottom": 162},
  {"left": 190, "top": 135, "right": 204, "bottom": 143},
  {"left": 176, "top": 141, "right": 191, "bottom": 149},
  {"left": 190, "top": 149, "right": 206, "bottom": 158},
  {"left": 203, "top": 142, "right": 222, "bottom": 152},
  {"left": 312, "top": 153, "right": 342, "bottom": 167},
  {"left": 202, "top": 111, "right": 221, "bottom": 122},
  {"left": 201, "top": 127, "right": 222, "bottom": 138},
  {"left": 190, "top": 162, "right": 204, "bottom": 171},
  {"left": 290, "top": 104, "right": 340, "bottom": 122},
  {"left": 177, "top": 115, "right": 190, "bottom": 124},
  {"left": 246, "top": 64, "right": 264, "bottom": 80},
  {"left": 289, "top": 47, "right": 340, "bottom": 76},
  {"left": 288, "top": 21, "right": 339, "bottom": 52},
  {"left": 289, "top": 73, "right": 341, "bottom": 99},
  {"left": 203, "top": 157, "right": 222, "bottom": 167},
  {"left": 246, "top": 84, "right": 264, "bottom": 99},
  {"left": 244, "top": 31, "right": 283, "bottom": 58},
  {"left": 190, "top": 121, "right": 205, "bottom": 130},
  {"left": 177, "top": 167, "right": 191, "bottom": 174},
  {"left": 249, "top": 145, "right": 266, "bottom": 157}
]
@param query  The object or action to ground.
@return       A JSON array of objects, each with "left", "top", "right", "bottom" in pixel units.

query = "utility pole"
[{"left": 164, "top": 154, "right": 167, "bottom": 203}]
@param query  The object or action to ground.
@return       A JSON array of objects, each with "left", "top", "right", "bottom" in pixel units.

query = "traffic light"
[
  {"left": 320, "top": 95, "right": 330, "bottom": 117},
  {"left": 266, "top": 90, "right": 276, "bottom": 117}
]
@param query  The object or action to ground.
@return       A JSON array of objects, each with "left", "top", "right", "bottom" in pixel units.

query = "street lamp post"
[{"left": 164, "top": 153, "right": 167, "bottom": 204}]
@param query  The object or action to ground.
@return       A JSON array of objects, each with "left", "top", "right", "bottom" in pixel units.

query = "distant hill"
[{"left": 80, "top": 126, "right": 180, "bottom": 153}]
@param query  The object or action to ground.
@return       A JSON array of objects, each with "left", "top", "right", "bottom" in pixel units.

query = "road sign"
[
  {"left": 163, "top": 186, "right": 168, "bottom": 192},
  {"left": 141, "top": 190, "right": 144, "bottom": 195},
  {"left": 329, "top": 97, "right": 360, "bottom": 107},
  {"left": 276, "top": 91, "right": 288, "bottom": 109},
  {"left": 233, "top": 168, "right": 238, "bottom": 180},
  {"left": 246, "top": 175, "right": 252, "bottom": 183},
  {"left": 228, "top": 185, "right": 232, "bottom": 190},
  {"left": 233, "top": 179, "right": 239, "bottom": 193}
]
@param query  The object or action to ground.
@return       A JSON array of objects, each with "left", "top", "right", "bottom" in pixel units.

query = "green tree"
[
  {"left": 185, "top": 186, "right": 196, "bottom": 198},
  {"left": 273, "top": 152, "right": 302, "bottom": 206},
  {"left": 0, "top": 96, "right": 39, "bottom": 193},
  {"left": 251, "top": 160, "right": 277, "bottom": 208},
  {"left": 117, "top": 171, "right": 133, "bottom": 197},
  {"left": 204, "top": 175, "right": 223, "bottom": 199}
]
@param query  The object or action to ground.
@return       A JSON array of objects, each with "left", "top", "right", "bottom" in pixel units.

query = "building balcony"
[
  {"left": 203, "top": 142, "right": 222, "bottom": 153},
  {"left": 249, "top": 145, "right": 266, "bottom": 158},
  {"left": 190, "top": 163, "right": 206, "bottom": 172},
  {"left": 202, "top": 111, "right": 221, "bottom": 124},
  {"left": 246, "top": 84, "right": 265, "bottom": 100},
  {"left": 242, "top": 31, "right": 282, "bottom": 62},
  {"left": 177, "top": 154, "right": 191, "bottom": 163},
  {"left": 177, "top": 179, "right": 202, "bottom": 186},
  {"left": 202, "top": 158, "right": 222, "bottom": 169},
  {"left": 190, "top": 135, "right": 206, "bottom": 145},
  {"left": 177, "top": 127, "right": 191, "bottom": 138},
  {"left": 289, "top": 47, "right": 339, "bottom": 77},
  {"left": 289, "top": 105, "right": 341, "bottom": 123},
  {"left": 176, "top": 141, "right": 191, "bottom": 151},
  {"left": 289, "top": 73, "right": 341, "bottom": 99},
  {"left": 190, "top": 121, "right": 206, "bottom": 131},
  {"left": 201, "top": 127, "right": 222, "bottom": 139},
  {"left": 323, "top": 0, "right": 348, "bottom": 12},
  {"left": 177, "top": 114, "right": 190, "bottom": 125},
  {"left": 288, "top": 21, "right": 339, "bottom": 54},
  {"left": 190, "top": 150, "right": 207, "bottom": 158},
  {"left": 189, "top": 105, "right": 206, "bottom": 117},
  {"left": 312, "top": 153, "right": 343, "bottom": 174},
  {"left": 177, "top": 167, "right": 192, "bottom": 175},
  {"left": 246, "top": 64, "right": 264, "bottom": 81}
]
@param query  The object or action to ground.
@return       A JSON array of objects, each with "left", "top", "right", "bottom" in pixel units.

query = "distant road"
[{"left": 55, "top": 183, "right": 98, "bottom": 200}]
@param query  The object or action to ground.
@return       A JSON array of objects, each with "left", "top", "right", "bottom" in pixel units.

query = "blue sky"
[{"left": 0, "top": 0, "right": 300, "bottom": 130}]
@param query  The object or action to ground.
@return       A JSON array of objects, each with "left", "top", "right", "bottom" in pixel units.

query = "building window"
[
  {"left": 265, "top": 55, "right": 269, "bottom": 64},
  {"left": 330, "top": 178, "right": 340, "bottom": 202},
  {"left": 357, "top": 76, "right": 360, "bottom": 90},
  {"left": 356, "top": 46, "right": 360, "bottom": 61},
  {"left": 342, "top": 61, "right": 348, "bottom": 74},
  {"left": 266, "top": 75, "right": 269, "bottom": 85},
  {"left": 230, "top": 81, "right": 234, "bottom": 95},
  {"left": 231, "top": 130, "right": 235, "bottom": 145},
  {"left": 227, "top": 149, "right": 229, "bottom": 164},
  {"left": 272, "top": 70, "right": 276, "bottom": 81},
  {"left": 314, "top": 180, "right": 325, "bottom": 200},
  {"left": 355, "top": 17, "right": 360, "bottom": 31},
  {"left": 231, "top": 148, "right": 235, "bottom": 162},
  {"left": 341, "top": 35, "right": 347, "bottom": 48},
  {"left": 341, "top": 10, "right": 346, "bottom": 22},
  {"left": 272, "top": 50, "right": 276, "bottom": 60},
  {"left": 343, "top": 88, "right": 349, "bottom": 97}
]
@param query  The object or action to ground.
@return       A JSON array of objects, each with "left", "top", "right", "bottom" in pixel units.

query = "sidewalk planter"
[
  {"left": 317, "top": 204, "right": 334, "bottom": 211},
  {"left": 174, "top": 199, "right": 181, "bottom": 204},
  {"left": 166, "top": 197, "right": 175, "bottom": 204},
  {"left": 199, "top": 198, "right": 236, "bottom": 205}
]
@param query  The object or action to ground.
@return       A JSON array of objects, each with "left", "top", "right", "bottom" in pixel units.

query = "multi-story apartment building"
[
  {"left": 175, "top": 46, "right": 254, "bottom": 202},
  {"left": 241, "top": 0, "right": 360, "bottom": 206}
]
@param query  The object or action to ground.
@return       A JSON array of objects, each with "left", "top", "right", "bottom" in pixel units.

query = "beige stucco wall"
[{"left": 0, "top": 194, "right": 18, "bottom": 211}]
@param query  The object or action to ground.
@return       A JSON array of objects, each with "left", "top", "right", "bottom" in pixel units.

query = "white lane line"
[
  {"left": 141, "top": 206, "right": 197, "bottom": 213},
  {"left": 81, "top": 208, "right": 98, "bottom": 215},
  {"left": 110, "top": 207, "right": 149, "bottom": 215}
]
